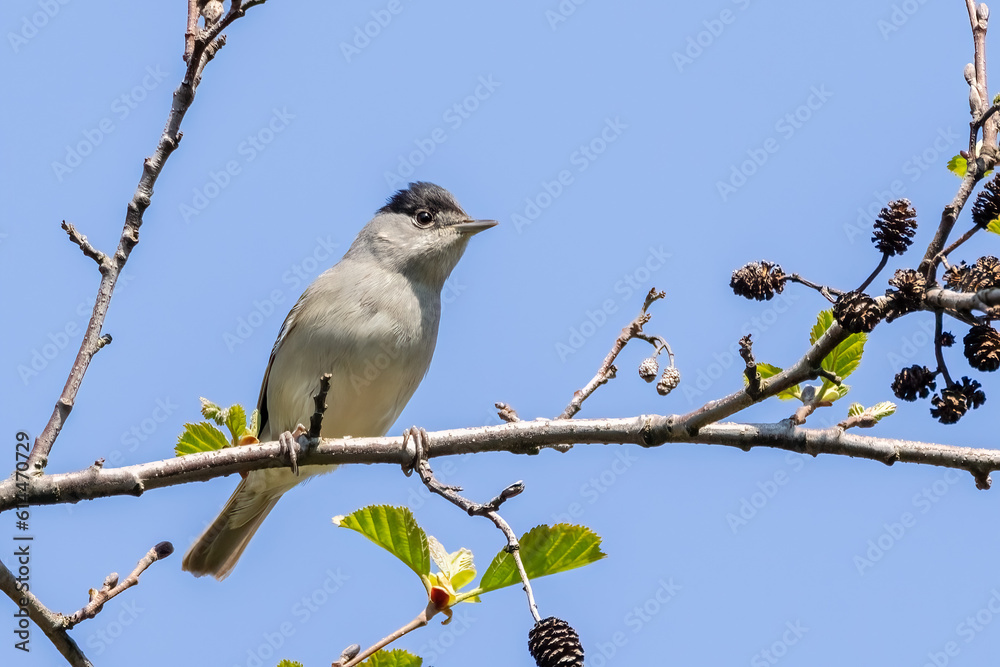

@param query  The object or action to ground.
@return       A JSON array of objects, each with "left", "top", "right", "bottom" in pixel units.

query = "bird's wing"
[{"left": 256, "top": 291, "right": 309, "bottom": 438}]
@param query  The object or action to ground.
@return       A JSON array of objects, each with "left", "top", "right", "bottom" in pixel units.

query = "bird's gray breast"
[{"left": 263, "top": 263, "right": 441, "bottom": 439}]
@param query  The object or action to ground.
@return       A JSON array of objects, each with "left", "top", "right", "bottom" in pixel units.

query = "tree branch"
[{"left": 3, "top": 419, "right": 997, "bottom": 513}]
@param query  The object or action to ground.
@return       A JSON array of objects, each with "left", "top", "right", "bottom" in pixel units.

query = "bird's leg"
[
  {"left": 401, "top": 426, "right": 463, "bottom": 491},
  {"left": 278, "top": 423, "right": 309, "bottom": 476}
]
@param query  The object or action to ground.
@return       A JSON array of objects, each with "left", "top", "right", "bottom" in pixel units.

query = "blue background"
[{"left": 4, "top": 1, "right": 1000, "bottom": 666}]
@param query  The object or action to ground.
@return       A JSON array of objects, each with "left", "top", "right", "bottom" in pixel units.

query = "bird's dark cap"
[{"left": 379, "top": 182, "right": 466, "bottom": 217}]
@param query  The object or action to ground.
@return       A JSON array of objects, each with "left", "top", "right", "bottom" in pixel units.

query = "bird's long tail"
[{"left": 182, "top": 476, "right": 285, "bottom": 580}]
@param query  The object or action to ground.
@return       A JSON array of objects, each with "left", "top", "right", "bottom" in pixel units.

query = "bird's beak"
[{"left": 455, "top": 219, "right": 499, "bottom": 234}]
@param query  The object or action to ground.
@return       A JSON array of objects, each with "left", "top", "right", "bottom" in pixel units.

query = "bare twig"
[
  {"left": 558, "top": 288, "right": 666, "bottom": 419},
  {"left": 184, "top": 0, "right": 198, "bottom": 62},
  {"left": 61, "top": 222, "right": 109, "bottom": 268},
  {"left": 340, "top": 603, "right": 436, "bottom": 667},
  {"left": 856, "top": 252, "right": 889, "bottom": 293},
  {"left": 967, "top": 1, "right": 997, "bottom": 148},
  {"left": 307, "top": 373, "right": 333, "bottom": 439},
  {"left": 935, "top": 223, "right": 985, "bottom": 266},
  {"left": 787, "top": 274, "right": 844, "bottom": 302},
  {"left": 66, "top": 542, "right": 173, "bottom": 627},
  {"left": 407, "top": 428, "right": 540, "bottom": 623},
  {"left": 495, "top": 402, "right": 521, "bottom": 423},
  {"left": 25, "top": 0, "right": 263, "bottom": 475},
  {"left": 738, "top": 335, "right": 762, "bottom": 397}
]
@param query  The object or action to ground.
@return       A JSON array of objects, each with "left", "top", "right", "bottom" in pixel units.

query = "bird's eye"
[{"left": 414, "top": 210, "right": 434, "bottom": 227}]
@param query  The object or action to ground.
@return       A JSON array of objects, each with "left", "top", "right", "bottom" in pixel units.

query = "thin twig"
[
  {"left": 557, "top": 288, "right": 665, "bottom": 419},
  {"left": 738, "top": 335, "right": 762, "bottom": 397},
  {"left": 856, "top": 252, "right": 890, "bottom": 293},
  {"left": 307, "top": 373, "right": 333, "bottom": 439},
  {"left": 61, "top": 221, "right": 108, "bottom": 269},
  {"left": 66, "top": 542, "right": 173, "bottom": 627},
  {"left": 407, "top": 429, "right": 541, "bottom": 622},
  {"left": 495, "top": 402, "right": 521, "bottom": 423},
  {"left": 25, "top": 0, "right": 263, "bottom": 475},
  {"left": 935, "top": 223, "right": 984, "bottom": 266},
  {"left": 340, "top": 604, "right": 435, "bottom": 667},
  {"left": 184, "top": 0, "right": 198, "bottom": 62},
  {"left": 787, "top": 273, "right": 843, "bottom": 302},
  {"left": 935, "top": 312, "right": 954, "bottom": 387}
]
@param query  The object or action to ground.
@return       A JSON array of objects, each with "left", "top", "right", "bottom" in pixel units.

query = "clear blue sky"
[{"left": 4, "top": 1, "right": 1000, "bottom": 666}]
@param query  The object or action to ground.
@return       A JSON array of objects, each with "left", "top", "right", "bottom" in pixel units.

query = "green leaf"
[
  {"left": 199, "top": 397, "right": 225, "bottom": 424},
  {"left": 333, "top": 505, "right": 430, "bottom": 578},
  {"left": 753, "top": 362, "right": 802, "bottom": 400},
  {"left": 225, "top": 404, "right": 247, "bottom": 443},
  {"left": 947, "top": 154, "right": 968, "bottom": 178},
  {"left": 475, "top": 524, "right": 605, "bottom": 595},
  {"left": 359, "top": 649, "right": 422, "bottom": 667},
  {"left": 428, "top": 536, "right": 476, "bottom": 591},
  {"left": 988, "top": 218, "right": 1000, "bottom": 235},
  {"left": 864, "top": 401, "right": 897, "bottom": 423},
  {"left": 175, "top": 422, "right": 229, "bottom": 456},
  {"left": 809, "top": 310, "right": 867, "bottom": 403},
  {"left": 848, "top": 402, "right": 864, "bottom": 417},
  {"left": 276, "top": 661, "right": 304, "bottom": 667}
]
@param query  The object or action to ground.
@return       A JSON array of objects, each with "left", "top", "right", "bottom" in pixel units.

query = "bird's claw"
[
  {"left": 401, "top": 426, "right": 430, "bottom": 477},
  {"left": 279, "top": 423, "right": 309, "bottom": 476}
]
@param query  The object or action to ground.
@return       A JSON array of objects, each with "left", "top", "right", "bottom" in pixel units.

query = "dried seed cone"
[
  {"left": 657, "top": 366, "right": 681, "bottom": 396},
  {"left": 730, "top": 261, "right": 786, "bottom": 301},
  {"left": 945, "top": 256, "right": 1000, "bottom": 292},
  {"left": 884, "top": 268, "right": 927, "bottom": 322},
  {"left": 872, "top": 199, "right": 917, "bottom": 255},
  {"left": 938, "top": 331, "right": 955, "bottom": 347},
  {"left": 964, "top": 324, "right": 1000, "bottom": 372},
  {"left": 930, "top": 377, "right": 986, "bottom": 424},
  {"left": 890, "top": 365, "right": 936, "bottom": 402},
  {"left": 972, "top": 177, "right": 1000, "bottom": 228},
  {"left": 833, "top": 291, "right": 881, "bottom": 333},
  {"left": 638, "top": 357, "right": 659, "bottom": 383},
  {"left": 528, "top": 617, "right": 584, "bottom": 667}
]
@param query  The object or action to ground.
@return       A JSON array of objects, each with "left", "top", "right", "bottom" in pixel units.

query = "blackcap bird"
[{"left": 182, "top": 182, "right": 496, "bottom": 579}]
